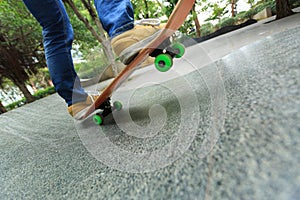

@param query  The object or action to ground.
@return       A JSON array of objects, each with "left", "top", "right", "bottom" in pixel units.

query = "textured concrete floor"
[{"left": 0, "top": 12, "right": 299, "bottom": 199}]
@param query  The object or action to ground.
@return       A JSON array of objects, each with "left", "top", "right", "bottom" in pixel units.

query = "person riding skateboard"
[{"left": 22, "top": 0, "right": 161, "bottom": 119}]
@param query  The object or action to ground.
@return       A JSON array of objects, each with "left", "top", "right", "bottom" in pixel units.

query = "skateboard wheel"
[
  {"left": 172, "top": 43, "right": 185, "bottom": 58},
  {"left": 154, "top": 54, "right": 173, "bottom": 72},
  {"left": 113, "top": 101, "right": 122, "bottom": 111},
  {"left": 93, "top": 114, "right": 103, "bottom": 125}
]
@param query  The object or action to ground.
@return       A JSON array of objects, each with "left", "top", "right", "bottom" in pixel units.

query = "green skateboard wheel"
[
  {"left": 113, "top": 101, "right": 123, "bottom": 111},
  {"left": 154, "top": 54, "right": 173, "bottom": 72},
  {"left": 172, "top": 43, "right": 185, "bottom": 58},
  {"left": 93, "top": 114, "right": 103, "bottom": 125}
]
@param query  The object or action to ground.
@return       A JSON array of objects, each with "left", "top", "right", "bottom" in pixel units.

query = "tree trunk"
[
  {"left": 15, "top": 81, "right": 35, "bottom": 103},
  {"left": 276, "top": 0, "right": 294, "bottom": 19},
  {"left": 0, "top": 101, "right": 7, "bottom": 114},
  {"left": 192, "top": 4, "right": 201, "bottom": 37},
  {"left": 231, "top": 0, "right": 236, "bottom": 17},
  {"left": 143, "top": 0, "right": 150, "bottom": 18},
  {"left": 0, "top": 38, "right": 35, "bottom": 103},
  {"left": 82, "top": 0, "right": 118, "bottom": 76},
  {"left": 48, "top": 80, "right": 54, "bottom": 87}
]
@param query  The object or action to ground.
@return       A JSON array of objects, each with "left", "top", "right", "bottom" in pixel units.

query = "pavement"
[{"left": 0, "top": 10, "right": 299, "bottom": 199}]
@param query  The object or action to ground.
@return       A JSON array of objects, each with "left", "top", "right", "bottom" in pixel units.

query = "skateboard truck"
[
  {"left": 150, "top": 38, "right": 185, "bottom": 72},
  {"left": 93, "top": 98, "right": 122, "bottom": 125}
]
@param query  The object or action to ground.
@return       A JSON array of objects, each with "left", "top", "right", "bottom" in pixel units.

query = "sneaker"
[
  {"left": 111, "top": 19, "right": 163, "bottom": 65},
  {"left": 68, "top": 95, "right": 99, "bottom": 119}
]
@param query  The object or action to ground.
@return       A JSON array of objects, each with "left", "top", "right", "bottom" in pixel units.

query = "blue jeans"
[{"left": 22, "top": 0, "right": 134, "bottom": 106}]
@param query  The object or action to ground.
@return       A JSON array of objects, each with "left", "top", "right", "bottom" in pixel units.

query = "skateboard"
[{"left": 80, "top": 0, "right": 195, "bottom": 124}]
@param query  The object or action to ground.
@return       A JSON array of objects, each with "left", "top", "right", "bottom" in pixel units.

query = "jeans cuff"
[{"left": 110, "top": 22, "right": 134, "bottom": 39}]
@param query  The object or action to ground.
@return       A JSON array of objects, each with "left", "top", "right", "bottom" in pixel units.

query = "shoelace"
[{"left": 135, "top": 18, "right": 161, "bottom": 26}]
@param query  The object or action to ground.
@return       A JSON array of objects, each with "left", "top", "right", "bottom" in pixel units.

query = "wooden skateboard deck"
[{"left": 80, "top": 0, "right": 195, "bottom": 120}]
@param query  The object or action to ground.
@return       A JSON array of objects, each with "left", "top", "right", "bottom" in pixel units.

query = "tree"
[
  {"left": 191, "top": 3, "right": 201, "bottom": 37},
  {"left": 230, "top": 0, "right": 238, "bottom": 17},
  {"left": 0, "top": 34, "right": 36, "bottom": 103},
  {"left": 191, "top": 0, "right": 214, "bottom": 37},
  {"left": 247, "top": 0, "right": 255, "bottom": 8},
  {"left": 205, "top": 2, "right": 228, "bottom": 21},
  {"left": 132, "top": 0, "right": 163, "bottom": 19},
  {"left": 0, "top": 1, "right": 45, "bottom": 103},
  {"left": 276, "top": 0, "right": 294, "bottom": 19}
]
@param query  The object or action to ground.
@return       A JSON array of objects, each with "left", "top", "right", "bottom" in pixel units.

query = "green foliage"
[
  {"left": 5, "top": 99, "right": 25, "bottom": 111},
  {"left": 252, "top": 0, "right": 276, "bottom": 14},
  {"left": 235, "top": 9, "right": 257, "bottom": 20},
  {"left": 0, "top": 1, "right": 41, "bottom": 31},
  {"left": 33, "top": 87, "right": 56, "bottom": 99},
  {"left": 132, "top": 0, "right": 164, "bottom": 19},
  {"left": 0, "top": 0, "right": 43, "bottom": 59},
  {"left": 180, "top": 16, "right": 194, "bottom": 35},
  {"left": 131, "top": 0, "right": 196, "bottom": 35},
  {"left": 29, "top": 67, "right": 52, "bottom": 90},
  {"left": 290, "top": 0, "right": 300, "bottom": 7},
  {"left": 5, "top": 86, "right": 55, "bottom": 111},
  {"left": 234, "top": 0, "right": 276, "bottom": 19},
  {"left": 75, "top": 47, "right": 109, "bottom": 79},
  {"left": 205, "top": 3, "right": 229, "bottom": 21},
  {"left": 200, "top": 23, "right": 215, "bottom": 36},
  {"left": 163, "top": 0, "right": 179, "bottom": 17},
  {"left": 219, "top": 17, "right": 237, "bottom": 28},
  {"left": 1, "top": 0, "right": 46, "bottom": 102}
]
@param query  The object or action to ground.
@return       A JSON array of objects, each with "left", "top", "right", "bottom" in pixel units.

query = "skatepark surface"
[{"left": 0, "top": 10, "right": 299, "bottom": 199}]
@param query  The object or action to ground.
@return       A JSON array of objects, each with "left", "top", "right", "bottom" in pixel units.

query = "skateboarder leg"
[{"left": 22, "top": 0, "right": 161, "bottom": 119}]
